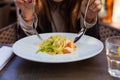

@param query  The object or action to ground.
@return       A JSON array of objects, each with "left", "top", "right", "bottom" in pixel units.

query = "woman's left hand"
[{"left": 81, "top": 0, "right": 102, "bottom": 23}]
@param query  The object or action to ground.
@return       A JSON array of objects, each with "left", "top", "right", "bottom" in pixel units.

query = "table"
[{"left": 0, "top": 44, "right": 120, "bottom": 80}]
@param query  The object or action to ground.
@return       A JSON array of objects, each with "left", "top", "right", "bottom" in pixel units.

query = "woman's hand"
[
  {"left": 14, "top": 0, "right": 34, "bottom": 21},
  {"left": 81, "top": 0, "right": 102, "bottom": 23}
]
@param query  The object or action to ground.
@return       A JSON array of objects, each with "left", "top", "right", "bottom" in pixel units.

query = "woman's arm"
[
  {"left": 15, "top": 0, "right": 38, "bottom": 36},
  {"left": 17, "top": 8, "right": 38, "bottom": 36},
  {"left": 81, "top": 0, "right": 102, "bottom": 24},
  {"left": 79, "top": 0, "right": 102, "bottom": 39}
]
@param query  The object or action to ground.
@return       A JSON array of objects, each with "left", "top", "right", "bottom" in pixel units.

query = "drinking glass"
[{"left": 106, "top": 36, "right": 120, "bottom": 78}]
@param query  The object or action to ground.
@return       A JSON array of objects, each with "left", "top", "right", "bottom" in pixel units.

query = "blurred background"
[
  {"left": 0, "top": 0, "right": 119, "bottom": 29},
  {"left": 0, "top": 0, "right": 16, "bottom": 28}
]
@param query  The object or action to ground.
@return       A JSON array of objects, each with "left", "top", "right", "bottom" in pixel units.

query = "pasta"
[{"left": 36, "top": 35, "right": 77, "bottom": 55}]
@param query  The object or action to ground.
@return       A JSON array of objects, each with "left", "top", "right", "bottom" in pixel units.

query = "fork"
[
  {"left": 32, "top": 22, "right": 43, "bottom": 40},
  {"left": 30, "top": 0, "right": 43, "bottom": 40},
  {"left": 74, "top": 0, "right": 91, "bottom": 43},
  {"left": 74, "top": 25, "right": 87, "bottom": 43}
]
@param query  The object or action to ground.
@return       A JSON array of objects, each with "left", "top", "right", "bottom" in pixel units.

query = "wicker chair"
[
  {"left": 99, "top": 22, "right": 120, "bottom": 42},
  {"left": 0, "top": 23, "right": 18, "bottom": 44}
]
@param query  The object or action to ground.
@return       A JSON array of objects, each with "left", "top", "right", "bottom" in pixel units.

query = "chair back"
[
  {"left": 99, "top": 22, "right": 120, "bottom": 42},
  {"left": 0, "top": 23, "right": 18, "bottom": 44}
]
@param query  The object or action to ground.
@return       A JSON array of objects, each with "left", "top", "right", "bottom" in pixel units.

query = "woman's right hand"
[{"left": 15, "top": 0, "right": 34, "bottom": 22}]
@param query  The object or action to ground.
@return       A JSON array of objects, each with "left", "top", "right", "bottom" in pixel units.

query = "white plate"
[{"left": 12, "top": 33, "right": 104, "bottom": 63}]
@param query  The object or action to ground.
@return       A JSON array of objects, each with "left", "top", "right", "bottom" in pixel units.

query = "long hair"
[{"left": 35, "top": 0, "right": 83, "bottom": 32}]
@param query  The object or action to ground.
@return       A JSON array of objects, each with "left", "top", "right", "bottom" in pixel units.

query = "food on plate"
[{"left": 36, "top": 35, "right": 77, "bottom": 55}]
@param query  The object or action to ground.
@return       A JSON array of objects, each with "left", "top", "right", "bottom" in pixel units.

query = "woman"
[{"left": 15, "top": 0, "right": 102, "bottom": 39}]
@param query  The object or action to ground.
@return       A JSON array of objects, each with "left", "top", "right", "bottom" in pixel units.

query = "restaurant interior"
[{"left": 0, "top": 0, "right": 120, "bottom": 80}]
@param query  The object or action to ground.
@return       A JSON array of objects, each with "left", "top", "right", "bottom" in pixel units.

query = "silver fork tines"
[
  {"left": 74, "top": 27, "right": 87, "bottom": 43},
  {"left": 32, "top": 23, "right": 43, "bottom": 40}
]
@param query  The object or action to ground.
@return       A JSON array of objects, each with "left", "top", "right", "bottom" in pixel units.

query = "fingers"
[
  {"left": 82, "top": 0, "right": 102, "bottom": 12},
  {"left": 15, "top": 0, "right": 33, "bottom": 7},
  {"left": 15, "top": 0, "right": 24, "bottom": 4},
  {"left": 24, "top": 0, "right": 33, "bottom": 3},
  {"left": 14, "top": 0, "right": 34, "bottom": 13},
  {"left": 28, "top": 0, "right": 32, "bottom": 3},
  {"left": 81, "top": 0, "right": 94, "bottom": 8},
  {"left": 81, "top": 0, "right": 102, "bottom": 23},
  {"left": 89, "top": 0, "right": 102, "bottom": 12},
  {"left": 15, "top": 0, "right": 32, "bottom": 4}
]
